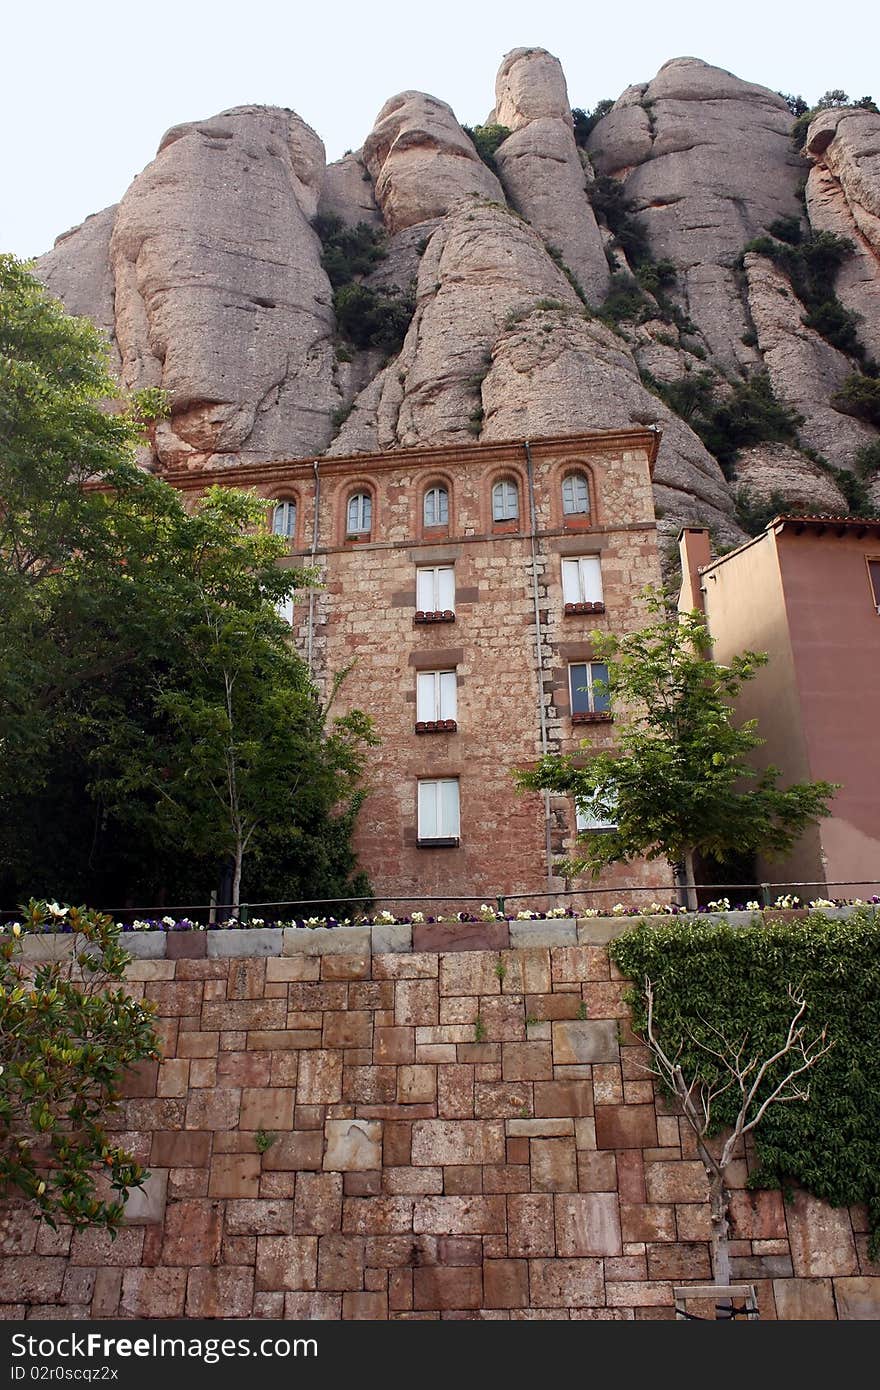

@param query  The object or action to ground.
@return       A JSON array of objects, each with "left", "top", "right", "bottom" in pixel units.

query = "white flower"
[
  {"left": 411, "top": 912, "right": 425, "bottom": 925},
  {"left": 46, "top": 901, "right": 69, "bottom": 918},
  {"left": 746, "top": 901, "right": 761, "bottom": 912},
  {"left": 707, "top": 898, "right": 731, "bottom": 913},
  {"left": 12, "top": 923, "right": 21, "bottom": 938},
  {"left": 479, "top": 904, "right": 498, "bottom": 921},
  {"left": 808, "top": 899, "right": 835, "bottom": 910},
  {"left": 515, "top": 910, "right": 536, "bottom": 920},
  {"left": 546, "top": 908, "right": 567, "bottom": 919},
  {"left": 162, "top": 915, "right": 176, "bottom": 927},
  {"left": 251, "top": 918, "right": 264, "bottom": 927},
  {"left": 611, "top": 903, "right": 627, "bottom": 916},
  {"left": 580, "top": 908, "right": 600, "bottom": 918},
  {"left": 376, "top": 910, "right": 396, "bottom": 925}
]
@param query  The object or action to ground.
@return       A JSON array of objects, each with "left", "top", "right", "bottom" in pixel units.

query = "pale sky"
[{"left": 3, "top": 0, "right": 879, "bottom": 260}]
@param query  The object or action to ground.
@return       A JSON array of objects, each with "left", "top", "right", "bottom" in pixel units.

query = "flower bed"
[{"left": 4, "top": 896, "right": 878, "bottom": 936}]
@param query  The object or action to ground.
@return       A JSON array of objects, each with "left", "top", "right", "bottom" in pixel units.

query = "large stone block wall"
[{"left": 2, "top": 938, "right": 877, "bottom": 1321}]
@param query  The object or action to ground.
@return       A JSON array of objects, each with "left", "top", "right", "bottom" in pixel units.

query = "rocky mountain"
[{"left": 35, "top": 48, "right": 880, "bottom": 545}]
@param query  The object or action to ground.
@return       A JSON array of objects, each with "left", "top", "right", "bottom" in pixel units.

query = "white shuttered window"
[
  {"left": 561, "top": 556, "right": 603, "bottom": 604},
  {"left": 417, "top": 671, "right": 457, "bottom": 722},
  {"left": 416, "top": 565, "right": 455, "bottom": 612},
  {"left": 418, "top": 778, "right": 460, "bottom": 841}
]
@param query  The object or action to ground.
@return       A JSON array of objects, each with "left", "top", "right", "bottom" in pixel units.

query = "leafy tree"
[
  {"left": 0, "top": 901, "right": 158, "bottom": 1229},
  {"left": 571, "top": 100, "right": 614, "bottom": 147},
  {"left": 514, "top": 591, "right": 837, "bottom": 906},
  {"left": 0, "top": 258, "right": 375, "bottom": 911},
  {"left": 460, "top": 123, "right": 511, "bottom": 172},
  {"left": 91, "top": 488, "right": 377, "bottom": 910}
]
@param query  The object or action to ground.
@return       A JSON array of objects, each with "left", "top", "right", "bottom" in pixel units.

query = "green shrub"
[
  {"left": 571, "top": 100, "right": 614, "bottom": 147},
  {"left": 646, "top": 368, "right": 802, "bottom": 473},
  {"left": 332, "top": 282, "right": 415, "bottom": 355},
  {"left": 855, "top": 440, "right": 880, "bottom": 477},
  {"left": 314, "top": 215, "right": 387, "bottom": 289},
  {"left": 832, "top": 374, "right": 880, "bottom": 426},
  {"left": 742, "top": 229, "right": 866, "bottom": 362},
  {"left": 767, "top": 215, "right": 803, "bottom": 245},
  {"left": 461, "top": 123, "right": 511, "bottom": 173},
  {"left": 635, "top": 259, "right": 677, "bottom": 294},
  {"left": 0, "top": 902, "right": 159, "bottom": 1230},
  {"left": 600, "top": 272, "right": 653, "bottom": 325},
  {"left": 734, "top": 486, "right": 803, "bottom": 535},
  {"left": 610, "top": 911, "right": 880, "bottom": 1255},
  {"left": 588, "top": 176, "right": 652, "bottom": 267}
]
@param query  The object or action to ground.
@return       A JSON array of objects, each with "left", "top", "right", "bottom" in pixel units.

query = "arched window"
[
  {"left": 492, "top": 479, "right": 519, "bottom": 523},
  {"left": 271, "top": 499, "right": 297, "bottom": 539},
  {"left": 562, "top": 471, "right": 590, "bottom": 516},
  {"left": 423, "top": 485, "right": 449, "bottom": 528},
  {"left": 347, "top": 491, "right": 372, "bottom": 534}
]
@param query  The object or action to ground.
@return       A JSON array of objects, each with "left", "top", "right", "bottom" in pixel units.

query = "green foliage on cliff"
[
  {"left": 833, "top": 374, "right": 880, "bottom": 427},
  {"left": 742, "top": 227, "right": 866, "bottom": 363},
  {"left": 610, "top": 910, "right": 880, "bottom": 1255},
  {"left": 571, "top": 101, "right": 614, "bottom": 146},
  {"left": 641, "top": 367, "right": 803, "bottom": 473},
  {"left": 461, "top": 123, "right": 511, "bottom": 173},
  {"left": 314, "top": 214, "right": 415, "bottom": 358}
]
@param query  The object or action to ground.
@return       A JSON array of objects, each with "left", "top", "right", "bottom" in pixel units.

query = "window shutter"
[
  {"left": 418, "top": 781, "right": 438, "bottom": 839},
  {"left": 579, "top": 556, "right": 602, "bottom": 603},
  {"left": 569, "top": 663, "right": 589, "bottom": 715},
  {"left": 440, "top": 779, "right": 460, "bottom": 837},
  {"left": 439, "top": 671, "right": 457, "bottom": 720},
  {"left": 417, "top": 672, "right": 435, "bottom": 722},
  {"left": 437, "top": 566, "right": 455, "bottom": 610},
  {"left": 416, "top": 568, "right": 433, "bottom": 610},
  {"left": 591, "top": 662, "right": 610, "bottom": 712},
  {"left": 562, "top": 559, "right": 579, "bottom": 604}
]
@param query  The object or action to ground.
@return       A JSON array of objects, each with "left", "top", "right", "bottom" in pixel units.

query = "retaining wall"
[{"left": 1, "top": 923, "right": 878, "bottom": 1321}]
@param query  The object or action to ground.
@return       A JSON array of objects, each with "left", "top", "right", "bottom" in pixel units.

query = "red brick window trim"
[
  {"left": 571, "top": 711, "right": 613, "bottom": 724},
  {"left": 415, "top": 720, "right": 458, "bottom": 734},
  {"left": 414, "top": 610, "right": 455, "bottom": 624}
]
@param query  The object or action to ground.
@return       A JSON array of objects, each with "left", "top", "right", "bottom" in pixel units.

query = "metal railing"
[{"left": 4, "top": 879, "right": 878, "bottom": 925}]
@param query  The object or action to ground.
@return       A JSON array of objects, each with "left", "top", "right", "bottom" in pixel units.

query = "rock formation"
[
  {"left": 33, "top": 48, "right": 880, "bottom": 534},
  {"left": 588, "top": 57, "right": 805, "bottom": 371},
  {"left": 492, "top": 47, "right": 609, "bottom": 304}
]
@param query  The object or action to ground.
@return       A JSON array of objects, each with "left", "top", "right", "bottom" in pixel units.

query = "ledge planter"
[{"left": 414, "top": 610, "right": 455, "bottom": 624}]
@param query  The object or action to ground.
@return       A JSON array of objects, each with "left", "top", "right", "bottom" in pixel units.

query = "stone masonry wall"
[
  {"left": 165, "top": 430, "right": 672, "bottom": 906},
  {"left": 2, "top": 933, "right": 877, "bottom": 1321}
]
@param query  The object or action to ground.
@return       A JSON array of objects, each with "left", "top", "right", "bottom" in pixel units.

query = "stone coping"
[{"left": 6, "top": 905, "right": 875, "bottom": 961}]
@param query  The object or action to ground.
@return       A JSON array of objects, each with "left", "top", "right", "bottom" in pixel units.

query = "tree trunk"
[
  {"left": 231, "top": 838, "right": 243, "bottom": 916},
  {"left": 708, "top": 1169, "right": 732, "bottom": 1288},
  {"left": 682, "top": 848, "right": 699, "bottom": 911}
]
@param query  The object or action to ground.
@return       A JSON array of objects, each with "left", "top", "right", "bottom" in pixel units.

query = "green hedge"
[{"left": 610, "top": 909, "right": 880, "bottom": 1253}]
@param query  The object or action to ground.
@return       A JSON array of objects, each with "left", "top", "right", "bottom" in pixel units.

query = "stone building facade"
[{"left": 166, "top": 429, "right": 671, "bottom": 909}]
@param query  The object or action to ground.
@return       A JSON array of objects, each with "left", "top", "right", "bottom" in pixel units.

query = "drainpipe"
[
  {"left": 524, "top": 440, "right": 554, "bottom": 893},
  {"left": 307, "top": 459, "right": 320, "bottom": 676}
]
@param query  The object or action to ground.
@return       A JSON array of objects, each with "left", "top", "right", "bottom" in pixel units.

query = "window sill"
[
  {"left": 572, "top": 711, "right": 613, "bottom": 724},
  {"left": 414, "top": 610, "right": 455, "bottom": 624},
  {"left": 417, "top": 837, "right": 460, "bottom": 848},
  {"left": 564, "top": 601, "right": 605, "bottom": 615},
  {"left": 562, "top": 515, "right": 592, "bottom": 530},
  {"left": 344, "top": 533, "right": 371, "bottom": 544},
  {"left": 491, "top": 520, "right": 521, "bottom": 535},
  {"left": 415, "top": 720, "right": 457, "bottom": 734}
]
